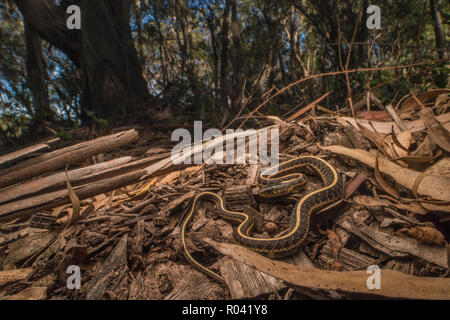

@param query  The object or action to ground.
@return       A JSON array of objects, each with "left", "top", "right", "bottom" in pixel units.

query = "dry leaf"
[
  {"left": 158, "top": 166, "right": 202, "bottom": 185},
  {"left": 392, "top": 153, "right": 442, "bottom": 169},
  {"left": 321, "top": 145, "right": 450, "bottom": 203},
  {"left": 337, "top": 112, "right": 450, "bottom": 134},
  {"left": 388, "top": 129, "right": 411, "bottom": 158},
  {"left": 396, "top": 227, "right": 446, "bottom": 247},
  {"left": 374, "top": 149, "right": 400, "bottom": 199},
  {"left": 434, "top": 93, "right": 449, "bottom": 114},
  {"left": 419, "top": 158, "right": 450, "bottom": 212},
  {"left": 357, "top": 110, "right": 391, "bottom": 121},
  {"left": 353, "top": 195, "right": 428, "bottom": 215},
  {"left": 354, "top": 119, "right": 386, "bottom": 147},
  {"left": 287, "top": 92, "right": 331, "bottom": 121},
  {"left": 321, "top": 229, "right": 343, "bottom": 269},
  {"left": 344, "top": 170, "right": 369, "bottom": 199},
  {"left": 0, "top": 268, "right": 33, "bottom": 286},
  {"left": 420, "top": 107, "right": 450, "bottom": 152},
  {"left": 65, "top": 166, "right": 80, "bottom": 225},
  {"left": 399, "top": 89, "right": 450, "bottom": 113},
  {"left": 203, "top": 238, "right": 450, "bottom": 299}
]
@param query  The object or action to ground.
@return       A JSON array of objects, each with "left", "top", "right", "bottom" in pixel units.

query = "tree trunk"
[
  {"left": 24, "top": 21, "right": 53, "bottom": 122},
  {"left": 14, "top": 0, "right": 150, "bottom": 123},
  {"left": 429, "top": 0, "right": 447, "bottom": 59},
  {"left": 231, "top": 0, "right": 242, "bottom": 112},
  {"left": 219, "top": 0, "right": 231, "bottom": 127},
  {"left": 80, "top": 0, "right": 149, "bottom": 120}
]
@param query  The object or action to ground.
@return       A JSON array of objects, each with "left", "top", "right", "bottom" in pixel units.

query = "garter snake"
[{"left": 180, "top": 155, "right": 343, "bottom": 284}]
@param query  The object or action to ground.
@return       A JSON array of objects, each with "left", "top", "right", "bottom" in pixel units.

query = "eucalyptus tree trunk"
[
  {"left": 429, "top": 0, "right": 447, "bottom": 59},
  {"left": 24, "top": 21, "right": 52, "bottom": 122},
  {"left": 219, "top": 0, "right": 231, "bottom": 127},
  {"left": 15, "top": 0, "right": 150, "bottom": 123},
  {"left": 231, "top": 0, "right": 242, "bottom": 112}
]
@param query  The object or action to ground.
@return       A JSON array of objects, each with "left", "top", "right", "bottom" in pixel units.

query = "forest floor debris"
[{"left": 0, "top": 90, "right": 449, "bottom": 300}]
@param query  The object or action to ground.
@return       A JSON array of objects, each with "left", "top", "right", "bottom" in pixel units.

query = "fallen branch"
[
  {"left": 0, "top": 137, "right": 59, "bottom": 167},
  {"left": 0, "top": 169, "right": 145, "bottom": 222},
  {"left": 0, "top": 153, "right": 171, "bottom": 206},
  {"left": 239, "top": 58, "right": 449, "bottom": 129},
  {"left": 0, "top": 156, "right": 133, "bottom": 204},
  {"left": 0, "top": 130, "right": 139, "bottom": 189},
  {"left": 0, "top": 156, "right": 189, "bottom": 222}
]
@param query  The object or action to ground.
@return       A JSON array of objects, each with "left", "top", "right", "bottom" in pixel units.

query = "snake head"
[{"left": 258, "top": 179, "right": 306, "bottom": 198}]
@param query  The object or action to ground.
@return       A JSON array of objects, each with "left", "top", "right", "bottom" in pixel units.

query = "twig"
[
  {"left": 386, "top": 104, "right": 408, "bottom": 131},
  {"left": 237, "top": 58, "right": 449, "bottom": 129}
]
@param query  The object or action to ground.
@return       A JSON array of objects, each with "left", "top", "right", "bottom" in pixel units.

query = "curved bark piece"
[
  {"left": 321, "top": 145, "right": 450, "bottom": 202},
  {"left": 0, "top": 130, "right": 138, "bottom": 189},
  {"left": 205, "top": 238, "right": 450, "bottom": 299}
]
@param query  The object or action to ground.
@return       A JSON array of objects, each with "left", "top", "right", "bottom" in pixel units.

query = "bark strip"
[{"left": 0, "top": 130, "right": 138, "bottom": 189}]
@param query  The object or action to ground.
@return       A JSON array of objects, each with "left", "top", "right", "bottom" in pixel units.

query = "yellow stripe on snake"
[{"left": 180, "top": 156, "right": 343, "bottom": 284}]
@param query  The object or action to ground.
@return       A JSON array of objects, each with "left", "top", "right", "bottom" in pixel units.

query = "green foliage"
[
  {"left": 0, "top": 0, "right": 448, "bottom": 140},
  {"left": 56, "top": 129, "right": 73, "bottom": 141},
  {"left": 0, "top": 113, "right": 32, "bottom": 145},
  {"left": 85, "top": 111, "right": 109, "bottom": 129},
  {"left": 432, "top": 65, "right": 449, "bottom": 88}
]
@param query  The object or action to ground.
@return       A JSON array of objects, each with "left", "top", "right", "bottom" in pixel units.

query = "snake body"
[{"left": 180, "top": 156, "right": 343, "bottom": 284}]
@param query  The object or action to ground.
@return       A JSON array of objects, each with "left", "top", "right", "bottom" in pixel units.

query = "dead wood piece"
[
  {"left": 0, "top": 268, "right": 33, "bottom": 286},
  {"left": 386, "top": 104, "right": 408, "bottom": 131},
  {"left": 287, "top": 92, "right": 331, "bottom": 121},
  {"left": 243, "top": 205, "right": 264, "bottom": 233},
  {"left": 0, "top": 129, "right": 138, "bottom": 189},
  {"left": 84, "top": 235, "right": 129, "bottom": 300},
  {"left": 285, "top": 248, "right": 315, "bottom": 268},
  {"left": 385, "top": 259, "right": 419, "bottom": 276},
  {"left": 129, "top": 268, "right": 163, "bottom": 300},
  {"left": 125, "top": 198, "right": 153, "bottom": 214},
  {"left": 223, "top": 185, "right": 254, "bottom": 211},
  {"left": 163, "top": 263, "right": 223, "bottom": 300},
  {"left": 3, "top": 230, "right": 58, "bottom": 268},
  {"left": 353, "top": 91, "right": 385, "bottom": 112},
  {"left": 344, "top": 170, "right": 370, "bottom": 199},
  {"left": 0, "top": 137, "right": 58, "bottom": 167},
  {"left": 151, "top": 128, "right": 270, "bottom": 179},
  {"left": 0, "top": 169, "right": 146, "bottom": 222},
  {"left": 76, "top": 154, "right": 173, "bottom": 188},
  {"left": 318, "top": 243, "right": 378, "bottom": 271},
  {"left": 245, "top": 164, "right": 260, "bottom": 186},
  {"left": 368, "top": 92, "right": 385, "bottom": 109},
  {"left": 130, "top": 220, "right": 146, "bottom": 269},
  {"left": 332, "top": 215, "right": 407, "bottom": 259},
  {"left": 0, "top": 228, "right": 33, "bottom": 248},
  {"left": 337, "top": 112, "right": 450, "bottom": 134},
  {"left": 0, "top": 156, "right": 132, "bottom": 205},
  {"left": 342, "top": 126, "right": 369, "bottom": 150},
  {"left": 334, "top": 214, "right": 447, "bottom": 268},
  {"left": 29, "top": 213, "right": 59, "bottom": 229},
  {"left": 219, "top": 257, "right": 286, "bottom": 299},
  {"left": 322, "top": 145, "right": 450, "bottom": 202},
  {"left": 2, "top": 287, "right": 47, "bottom": 300},
  {"left": 159, "top": 191, "right": 195, "bottom": 216}
]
